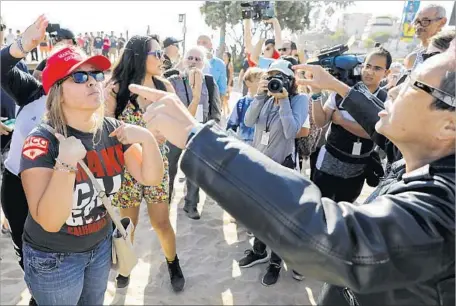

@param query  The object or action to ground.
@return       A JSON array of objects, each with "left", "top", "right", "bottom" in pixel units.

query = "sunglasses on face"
[
  {"left": 422, "top": 51, "right": 440, "bottom": 61},
  {"left": 147, "top": 50, "right": 163, "bottom": 59},
  {"left": 278, "top": 48, "right": 289, "bottom": 52},
  {"left": 57, "top": 71, "right": 105, "bottom": 86},
  {"left": 403, "top": 76, "right": 455, "bottom": 107},
  {"left": 187, "top": 56, "right": 202, "bottom": 62},
  {"left": 413, "top": 18, "right": 443, "bottom": 27}
]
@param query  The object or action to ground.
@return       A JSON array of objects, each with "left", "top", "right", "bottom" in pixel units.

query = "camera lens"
[{"left": 268, "top": 78, "right": 283, "bottom": 93}]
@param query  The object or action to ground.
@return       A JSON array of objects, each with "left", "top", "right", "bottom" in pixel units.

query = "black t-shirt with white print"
[{"left": 20, "top": 117, "right": 129, "bottom": 253}]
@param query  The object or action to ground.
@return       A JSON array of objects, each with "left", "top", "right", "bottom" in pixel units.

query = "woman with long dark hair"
[{"left": 105, "top": 35, "right": 185, "bottom": 292}]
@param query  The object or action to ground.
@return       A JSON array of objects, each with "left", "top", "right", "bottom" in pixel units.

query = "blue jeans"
[{"left": 23, "top": 236, "right": 111, "bottom": 306}]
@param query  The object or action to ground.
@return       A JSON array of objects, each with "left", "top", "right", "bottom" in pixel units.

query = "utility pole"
[{"left": 179, "top": 14, "right": 187, "bottom": 56}]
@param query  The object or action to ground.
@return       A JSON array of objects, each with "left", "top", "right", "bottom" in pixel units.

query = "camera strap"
[{"left": 264, "top": 97, "right": 275, "bottom": 133}]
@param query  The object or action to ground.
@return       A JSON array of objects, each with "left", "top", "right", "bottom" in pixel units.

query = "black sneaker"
[
  {"left": 29, "top": 297, "right": 37, "bottom": 306},
  {"left": 292, "top": 270, "right": 305, "bottom": 281},
  {"left": 238, "top": 249, "right": 269, "bottom": 268},
  {"left": 167, "top": 255, "right": 185, "bottom": 292},
  {"left": 116, "top": 274, "right": 130, "bottom": 289},
  {"left": 183, "top": 206, "right": 200, "bottom": 220},
  {"left": 261, "top": 263, "right": 281, "bottom": 286}
]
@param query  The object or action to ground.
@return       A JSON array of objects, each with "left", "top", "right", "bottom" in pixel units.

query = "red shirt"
[
  {"left": 246, "top": 49, "right": 280, "bottom": 67},
  {"left": 103, "top": 38, "right": 110, "bottom": 51}
]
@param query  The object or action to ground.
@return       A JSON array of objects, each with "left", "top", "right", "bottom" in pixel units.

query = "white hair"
[
  {"left": 390, "top": 62, "right": 406, "bottom": 74},
  {"left": 184, "top": 46, "right": 209, "bottom": 69},
  {"left": 421, "top": 4, "right": 446, "bottom": 18}
]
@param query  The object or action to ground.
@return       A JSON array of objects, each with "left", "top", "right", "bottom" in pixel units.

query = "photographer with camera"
[
  {"left": 242, "top": 2, "right": 282, "bottom": 69},
  {"left": 310, "top": 47, "right": 391, "bottom": 203},
  {"left": 242, "top": 57, "right": 308, "bottom": 286},
  {"left": 129, "top": 40, "right": 455, "bottom": 305}
]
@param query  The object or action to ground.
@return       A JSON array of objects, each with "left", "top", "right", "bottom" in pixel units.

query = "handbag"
[{"left": 41, "top": 124, "right": 138, "bottom": 276}]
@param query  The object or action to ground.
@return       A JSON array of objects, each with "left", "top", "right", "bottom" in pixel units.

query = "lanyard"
[{"left": 264, "top": 98, "right": 275, "bottom": 133}]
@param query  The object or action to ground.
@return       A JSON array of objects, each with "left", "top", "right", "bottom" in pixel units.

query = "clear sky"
[{"left": 1, "top": 1, "right": 454, "bottom": 48}]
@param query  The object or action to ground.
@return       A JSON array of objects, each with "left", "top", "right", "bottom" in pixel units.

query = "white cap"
[{"left": 267, "top": 59, "right": 294, "bottom": 77}]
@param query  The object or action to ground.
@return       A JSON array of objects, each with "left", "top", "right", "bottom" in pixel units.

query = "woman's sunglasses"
[
  {"left": 147, "top": 50, "right": 164, "bottom": 59},
  {"left": 57, "top": 71, "right": 105, "bottom": 85},
  {"left": 187, "top": 56, "right": 202, "bottom": 62}
]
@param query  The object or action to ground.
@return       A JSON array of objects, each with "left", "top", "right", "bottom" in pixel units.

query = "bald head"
[{"left": 197, "top": 35, "right": 212, "bottom": 50}]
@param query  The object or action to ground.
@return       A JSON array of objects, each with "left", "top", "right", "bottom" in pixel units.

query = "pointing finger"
[{"left": 128, "top": 84, "right": 170, "bottom": 103}]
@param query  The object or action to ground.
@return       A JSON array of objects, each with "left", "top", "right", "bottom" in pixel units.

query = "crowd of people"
[{"left": 0, "top": 2, "right": 454, "bottom": 306}]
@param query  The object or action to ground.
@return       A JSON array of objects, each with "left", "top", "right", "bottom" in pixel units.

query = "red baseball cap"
[{"left": 42, "top": 47, "right": 111, "bottom": 94}]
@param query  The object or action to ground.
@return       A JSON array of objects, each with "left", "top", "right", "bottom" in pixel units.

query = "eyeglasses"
[
  {"left": 422, "top": 51, "right": 440, "bottom": 61},
  {"left": 413, "top": 18, "right": 443, "bottom": 27},
  {"left": 278, "top": 48, "right": 289, "bottom": 52},
  {"left": 404, "top": 76, "right": 455, "bottom": 107},
  {"left": 187, "top": 56, "right": 202, "bottom": 62},
  {"left": 147, "top": 50, "right": 164, "bottom": 59},
  {"left": 361, "top": 64, "right": 386, "bottom": 73},
  {"left": 57, "top": 71, "right": 105, "bottom": 86}
]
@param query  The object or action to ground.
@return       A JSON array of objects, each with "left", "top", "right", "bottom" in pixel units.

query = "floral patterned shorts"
[{"left": 112, "top": 145, "right": 170, "bottom": 208}]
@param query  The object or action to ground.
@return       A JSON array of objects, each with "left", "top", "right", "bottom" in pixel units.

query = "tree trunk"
[{"left": 217, "top": 22, "right": 226, "bottom": 58}]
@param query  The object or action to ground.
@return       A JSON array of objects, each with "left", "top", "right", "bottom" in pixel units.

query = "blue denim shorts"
[{"left": 23, "top": 236, "right": 111, "bottom": 306}]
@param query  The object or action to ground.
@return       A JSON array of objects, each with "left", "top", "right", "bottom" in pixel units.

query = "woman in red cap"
[{"left": 8, "top": 15, "right": 164, "bottom": 305}]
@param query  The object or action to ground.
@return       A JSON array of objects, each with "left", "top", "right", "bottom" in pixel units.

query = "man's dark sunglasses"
[
  {"left": 57, "top": 71, "right": 105, "bottom": 85},
  {"left": 422, "top": 51, "right": 440, "bottom": 61},
  {"left": 411, "top": 77, "right": 455, "bottom": 107},
  {"left": 278, "top": 48, "right": 288, "bottom": 52}
]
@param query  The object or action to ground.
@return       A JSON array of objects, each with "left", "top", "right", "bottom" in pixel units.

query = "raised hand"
[
  {"left": 55, "top": 133, "right": 87, "bottom": 167},
  {"left": 20, "top": 15, "right": 49, "bottom": 52},
  {"left": 293, "top": 64, "right": 340, "bottom": 93}
]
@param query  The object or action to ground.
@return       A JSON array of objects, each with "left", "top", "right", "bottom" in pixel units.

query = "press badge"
[
  {"left": 261, "top": 131, "right": 270, "bottom": 146},
  {"left": 352, "top": 141, "right": 362, "bottom": 156}
]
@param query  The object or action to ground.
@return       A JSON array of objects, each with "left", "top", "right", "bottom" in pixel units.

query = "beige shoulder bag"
[{"left": 42, "top": 124, "right": 138, "bottom": 276}]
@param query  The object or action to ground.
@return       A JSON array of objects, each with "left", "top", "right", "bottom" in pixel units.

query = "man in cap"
[
  {"left": 33, "top": 27, "right": 76, "bottom": 81},
  {"left": 162, "top": 37, "right": 182, "bottom": 71}
]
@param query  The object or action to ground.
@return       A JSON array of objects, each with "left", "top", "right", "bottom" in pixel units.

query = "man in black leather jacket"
[{"left": 129, "top": 44, "right": 455, "bottom": 306}]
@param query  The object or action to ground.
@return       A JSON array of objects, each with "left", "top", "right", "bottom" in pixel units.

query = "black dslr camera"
[
  {"left": 241, "top": 1, "right": 275, "bottom": 21},
  {"left": 46, "top": 23, "right": 60, "bottom": 34},
  {"left": 267, "top": 74, "right": 291, "bottom": 94}
]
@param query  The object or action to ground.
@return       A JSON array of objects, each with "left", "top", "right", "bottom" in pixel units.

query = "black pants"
[
  {"left": 253, "top": 237, "right": 282, "bottom": 265},
  {"left": 309, "top": 146, "right": 321, "bottom": 182},
  {"left": 313, "top": 169, "right": 365, "bottom": 203},
  {"left": 251, "top": 155, "right": 296, "bottom": 267},
  {"left": 1, "top": 168, "right": 29, "bottom": 270},
  {"left": 30, "top": 48, "right": 38, "bottom": 61},
  {"left": 166, "top": 142, "right": 199, "bottom": 209}
]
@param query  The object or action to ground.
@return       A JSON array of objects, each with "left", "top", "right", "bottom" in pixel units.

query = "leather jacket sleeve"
[
  {"left": 180, "top": 122, "right": 455, "bottom": 294},
  {"left": 1, "top": 46, "right": 45, "bottom": 106}
]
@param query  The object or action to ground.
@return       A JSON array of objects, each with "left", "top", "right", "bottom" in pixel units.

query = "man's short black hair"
[
  {"left": 265, "top": 38, "right": 275, "bottom": 46},
  {"left": 367, "top": 47, "right": 392, "bottom": 69}
]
